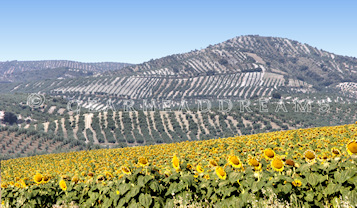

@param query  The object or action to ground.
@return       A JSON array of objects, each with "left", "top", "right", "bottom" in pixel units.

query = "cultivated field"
[{"left": 1, "top": 123, "right": 357, "bottom": 207}]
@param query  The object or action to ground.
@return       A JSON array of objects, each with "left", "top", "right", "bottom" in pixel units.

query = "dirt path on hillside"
[{"left": 84, "top": 113, "right": 98, "bottom": 143}]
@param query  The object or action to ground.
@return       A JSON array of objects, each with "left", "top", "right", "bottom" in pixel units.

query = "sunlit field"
[{"left": 1, "top": 123, "right": 357, "bottom": 207}]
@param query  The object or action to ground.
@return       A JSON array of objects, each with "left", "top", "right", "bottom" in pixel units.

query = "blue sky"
[{"left": 0, "top": 0, "right": 356, "bottom": 64}]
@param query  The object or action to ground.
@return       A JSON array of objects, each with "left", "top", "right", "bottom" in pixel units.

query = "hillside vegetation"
[
  {"left": 0, "top": 60, "right": 131, "bottom": 83},
  {"left": 31, "top": 100, "right": 357, "bottom": 146},
  {"left": 0, "top": 126, "right": 91, "bottom": 160},
  {"left": 3, "top": 35, "right": 357, "bottom": 102}
]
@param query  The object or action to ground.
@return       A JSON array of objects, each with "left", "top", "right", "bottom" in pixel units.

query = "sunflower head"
[
  {"left": 264, "top": 149, "right": 276, "bottom": 160},
  {"left": 19, "top": 179, "right": 27, "bottom": 188},
  {"left": 248, "top": 157, "right": 262, "bottom": 171},
  {"left": 96, "top": 175, "right": 105, "bottom": 183},
  {"left": 71, "top": 175, "right": 79, "bottom": 183},
  {"left": 138, "top": 157, "right": 149, "bottom": 167},
  {"left": 347, "top": 140, "right": 357, "bottom": 155},
  {"left": 172, "top": 155, "right": 180, "bottom": 170},
  {"left": 186, "top": 163, "right": 193, "bottom": 170},
  {"left": 292, "top": 179, "right": 302, "bottom": 187},
  {"left": 33, "top": 173, "right": 43, "bottom": 184},
  {"left": 88, "top": 172, "right": 94, "bottom": 177},
  {"left": 121, "top": 166, "right": 131, "bottom": 175},
  {"left": 228, "top": 155, "right": 242, "bottom": 169},
  {"left": 271, "top": 157, "right": 284, "bottom": 172},
  {"left": 304, "top": 150, "right": 316, "bottom": 164},
  {"left": 209, "top": 159, "right": 218, "bottom": 168},
  {"left": 42, "top": 175, "right": 50, "bottom": 183},
  {"left": 215, "top": 166, "right": 227, "bottom": 180},
  {"left": 285, "top": 159, "right": 295, "bottom": 167},
  {"left": 164, "top": 170, "right": 171, "bottom": 177},
  {"left": 59, "top": 180, "right": 67, "bottom": 191},
  {"left": 196, "top": 165, "right": 204, "bottom": 173},
  {"left": 1, "top": 183, "right": 8, "bottom": 189},
  {"left": 105, "top": 171, "right": 113, "bottom": 179},
  {"left": 331, "top": 148, "right": 341, "bottom": 157}
]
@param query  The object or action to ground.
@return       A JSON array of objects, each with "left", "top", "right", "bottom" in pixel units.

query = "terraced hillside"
[
  {"left": 5, "top": 35, "right": 357, "bottom": 100},
  {"left": 0, "top": 60, "right": 131, "bottom": 82}
]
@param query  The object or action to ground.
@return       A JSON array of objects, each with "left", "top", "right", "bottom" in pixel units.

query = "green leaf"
[
  {"left": 305, "top": 192, "right": 314, "bottom": 202},
  {"left": 102, "top": 198, "right": 113, "bottom": 208},
  {"left": 153, "top": 196, "right": 165, "bottom": 208},
  {"left": 137, "top": 175, "right": 152, "bottom": 187},
  {"left": 166, "top": 183, "right": 178, "bottom": 196},
  {"left": 139, "top": 193, "right": 152, "bottom": 208},
  {"left": 127, "top": 186, "right": 141, "bottom": 198},
  {"left": 282, "top": 183, "right": 292, "bottom": 194},
  {"left": 306, "top": 173, "right": 319, "bottom": 186},
  {"left": 331, "top": 197, "right": 340, "bottom": 208},
  {"left": 323, "top": 182, "right": 341, "bottom": 196},
  {"left": 318, "top": 175, "right": 328, "bottom": 183},
  {"left": 149, "top": 181, "right": 160, "bottom": 192},
  {"left": 334, "top": 169, "right": 356, "bottom": 184},
  {"left": 343, "top": 190, "right": 357, "bottom": 207},
  {"left": 297, "top": 164, "right": 310, "bottom": 173},
  {"left": 228, "top": 172, "right": 241, "bottom": 184},
  {"left": 118, "top": 184, "right": 131, "bottom": 195},
  {"left": 218, "top": 180, "right": 230, "bottom": 187},
  {"left": 181, "top": 175, "right": 194, "bottom": 186}
]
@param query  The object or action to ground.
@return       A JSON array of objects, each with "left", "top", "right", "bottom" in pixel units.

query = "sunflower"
[
  {"left": 292, "top": 179, "right": 302, "bottom": 187},
  {"left": 215, "top": 166, "right": 227, "bottom": 180},
  {"left": 187, "top": 163, "right": 193, "bottom": 170},
  {"left": 97, "top": 175, "right": 105, "bottom": 183},
  {"left": 164, "top": 170, "right": 171, "bottom": 177},
  {"left": 20, "top": 179, "right": 27, "bottom": 188},
  {"left": 59, "top": 180, "right": 67, "bottom": 191},
  {"left": 42, "top": 175, "right": 50, "bottom": 183},
  {"left": 331, "top": 148, "right": 341, "bottom": 157},
  {"left": 203, "top": 174, "right": 210, "bottom": 180},
  {"left": 304, "top": 150, "right": 316, "bottom": 164},
  {"left": 138, "top": 157, "right": 149, "bottom": 167},
  {"left": 15, "top": 183, "right": 21, "bottom": 188},
  {"left": 105, "top": 171, "right": 113, "bottom": 179},
  {"left": 88, "top": 172, "right": 94, "bottom": 177},
  {"left": 209, "top": 159, "right": 218, "bottom": 168},
  {"left": 33, "top": 173, "right": 43, "bottom": 184},
  {"left": 248, "top": 157, "right": 262, "bottom": 171},
  {"left": 121, "top": 166, "right": 131, "bottom": 175},
  {"left": 71, "top": 175, "right": 79, "bottom": 183},
  {"left": 264, "top": 149, "right": 276, "bottom": 160},
  {"left": 347, "top": 140, "right": 357, "bottom": 155},
  {"left": 1, "top": 183, "right": 8, "bottom": 189},
  {"left": 285, "top": 159, "right": 295, "bottom": 167},
  {"left": 196, "top": 165, "right": 204, "bottom": 173},
  {"left": 271, "top": 157, "right": 284, "bottom": 172},
  {"left": 172, "top": 155, "right": 180, "bottom": 170},
  {"left": 228, "top": 155, "right": 243, "bottom": 169}
]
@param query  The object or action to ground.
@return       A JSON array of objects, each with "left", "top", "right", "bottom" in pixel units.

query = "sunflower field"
[{"left": 1, "top": 124, "right": 357, "bottom": 207}]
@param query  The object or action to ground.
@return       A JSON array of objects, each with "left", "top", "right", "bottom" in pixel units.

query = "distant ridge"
[
  {"left": 0, "top": 60, "right": 132, "bottom": 82},
  {"left": 3, "top": 35, "right": 357, "bottom": 99}
]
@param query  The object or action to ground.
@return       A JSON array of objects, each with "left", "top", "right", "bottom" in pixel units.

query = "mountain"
[
  {"left": 2, "top": 35, "right": 357, "bottom": 103},
  {"left": 0, "top": 60, "right": 132, "bottom": 82}
]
